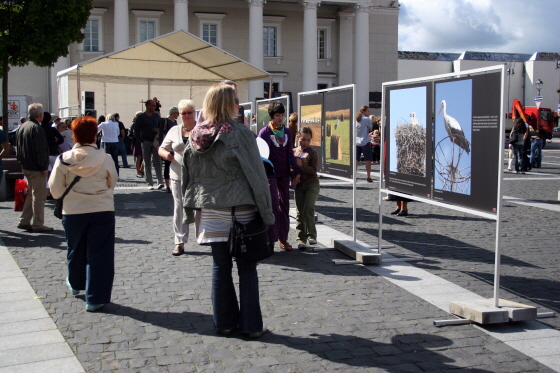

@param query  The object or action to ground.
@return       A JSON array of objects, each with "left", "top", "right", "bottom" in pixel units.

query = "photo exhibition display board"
[
  {"left": 239, "top": 101, "right": 253, "bottom": 130},
  {"left": 383, "top": 68, "right": 503, "bottom": 215},
  {"left": 298, "top": 85, "right": 355, "bottom": 180},
  {"left": 255, "top": 96, "right": 290, "bottom": 135}
]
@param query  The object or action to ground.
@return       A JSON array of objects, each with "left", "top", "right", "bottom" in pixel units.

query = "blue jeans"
[
  {"left": 512, "top": 144, "right": 525, "bottom": 172},
  {"left": 530, "top": 138, "right": 543, "bottom": 168},
  {"left": 63, "top": 211, "right": 115, "bottom": 305},
  {"left": 210, "top": 241, "right": 263, "bottom": 334},
  {"left": 117, "top": 137, "right": 129, "bottom": 167},
  {"left": 104, "top": 142, "right": 119, "bottom": 176}
]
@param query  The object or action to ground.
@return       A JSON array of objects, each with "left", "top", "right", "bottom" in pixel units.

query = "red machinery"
[{"left": 511, "top": 99, "right": 554, "bottom": 139}]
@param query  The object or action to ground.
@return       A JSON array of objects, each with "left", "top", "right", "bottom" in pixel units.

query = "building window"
[
  {"left": 140, "top": 21, "right": 155, "bottom": 42},
  {"left": 202, "top": 24, "right": 217, "bottom": 45},
  {"left": 84, "top": 19, "right": 99, "bottom": 51},
  {"left": 195, "top": 13, "right": 226, "bottom": 48},
  {"left": 263, "top": 16, "right": 285, "bottom": 59},
  {"left": 317, "top": 29, "right": 326, "bottom": 59},
  {"left": 132, "top": 10, "right": 164, "bottom": 44},
  {"left": 263, "top": 27, "right": 277, "bottom": 57},
  {"left": 317, "top": 19, "right": 335, "bottom": 60},
  {"left": 81, "top": 8, "right": 106, "bottom": 53}
]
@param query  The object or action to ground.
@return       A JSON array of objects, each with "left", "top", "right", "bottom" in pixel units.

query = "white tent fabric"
[{"left": 57, "top": 30, "right": 270, "bottom": 120}]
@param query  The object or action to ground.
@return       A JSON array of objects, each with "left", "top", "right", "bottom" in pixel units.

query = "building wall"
[{"left": 3, "top": 0, "right": 396, "bottom": 118}]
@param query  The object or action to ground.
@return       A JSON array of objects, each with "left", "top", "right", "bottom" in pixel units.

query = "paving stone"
[{"left": 0, "top": 163, "right": 559, "bottom": 372}]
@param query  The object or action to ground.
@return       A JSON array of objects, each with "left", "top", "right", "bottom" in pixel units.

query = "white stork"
[
  {"left": 410, "top": 112, "right": 419, "bottom": 125},
  {"left": 438, "top": 100, "right": 470, "bottom": 154}
]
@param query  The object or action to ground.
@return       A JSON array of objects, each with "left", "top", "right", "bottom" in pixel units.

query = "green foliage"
[{"left": 0, "top": 0, "right": 92, "bottom": 73}]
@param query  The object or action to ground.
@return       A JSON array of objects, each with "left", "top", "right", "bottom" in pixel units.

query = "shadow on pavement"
[
  {"left": 104, "top": 304, "right": 493, "bottom": 372},
  {"left": 361, "top": 227, "right": 540, "bottom": 269}
]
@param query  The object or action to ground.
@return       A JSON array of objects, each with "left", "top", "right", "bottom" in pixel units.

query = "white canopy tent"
[{"left": 57, "top": 30, "right": 270, "bottom": 122}]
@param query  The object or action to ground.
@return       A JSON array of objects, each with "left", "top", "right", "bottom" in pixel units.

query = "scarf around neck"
[{"left": 190, "top": 120, "right": 234, "bottom": 152}]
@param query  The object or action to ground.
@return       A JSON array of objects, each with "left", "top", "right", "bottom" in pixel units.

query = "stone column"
[
  {"left": 247, "top": 0, "right": 265, "bottom": 103},
  {"left": 302, "top": 1, "right": 320, "bottom": 92},
  {"left": 174, "top": 0, "right": 188, "bottom": 31},
  {"left": 114, "top": 0, "right": 130, "bottom": 51},
  {"left": 338, "top": 12, "right": 354, "bottom": 86},
  {"left": 354, "top": 3, "right": 370, "bottom": 110}
]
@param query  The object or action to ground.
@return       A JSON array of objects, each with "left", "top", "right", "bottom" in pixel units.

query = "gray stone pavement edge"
[{"left": 0, "top": 147, "right": 559, "bottom": 372}]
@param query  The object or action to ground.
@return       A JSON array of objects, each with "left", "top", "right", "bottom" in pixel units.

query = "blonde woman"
[
  {"left": 158, "top": 100, "right": 197, "bottom": 256},
  {"left": 182, "top": 84, "right": 273, "bottom": 338}
]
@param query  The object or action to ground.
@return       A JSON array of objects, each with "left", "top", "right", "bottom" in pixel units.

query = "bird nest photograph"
[
  {"left": 394, "top": 121, "right": 426, "bottom": 176},
  {"left": 388, "top": 86, "right": 428, "bottom": 176}
]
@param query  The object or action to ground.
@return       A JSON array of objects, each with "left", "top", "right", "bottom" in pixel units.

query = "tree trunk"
[{"left": 2, "top": 54, "right": 8, "bottom": 134}]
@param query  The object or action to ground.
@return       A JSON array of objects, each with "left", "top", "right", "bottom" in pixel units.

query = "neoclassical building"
[{"left": 4, "top": 0, "right": 399, "bottom": 121}]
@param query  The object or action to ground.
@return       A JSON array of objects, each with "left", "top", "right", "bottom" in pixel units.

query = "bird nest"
[{"left": 394, "top": 123, "right": 426, "bottom": 176}]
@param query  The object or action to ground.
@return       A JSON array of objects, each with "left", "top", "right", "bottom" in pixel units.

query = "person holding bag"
[
  {"left": 182, "top": 84, "right": 274, "bottom": 338},
  {"left": 48, "top": 116, "right": 118, "bottom": 312}
]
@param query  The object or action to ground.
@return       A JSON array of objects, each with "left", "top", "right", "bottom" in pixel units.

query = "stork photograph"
[
  {"left": 388, "top": 85, "right": 428, "bottom": 177},
  {"left": 434, "top": 78, "right": 473, "bottom": 195}
]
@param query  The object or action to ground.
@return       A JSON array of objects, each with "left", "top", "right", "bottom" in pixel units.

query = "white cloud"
[{"left": 398, "top": 0, "right": 560, "bottom": 54}]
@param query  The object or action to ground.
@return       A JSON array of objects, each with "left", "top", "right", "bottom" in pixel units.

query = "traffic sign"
[{"left": 534, "top": 96, "right": 543, "bottom": 109}]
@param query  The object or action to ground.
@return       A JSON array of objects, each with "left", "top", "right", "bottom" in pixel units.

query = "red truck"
[{"left": 510, "top": 99, "right": 554, "bottom": 140}]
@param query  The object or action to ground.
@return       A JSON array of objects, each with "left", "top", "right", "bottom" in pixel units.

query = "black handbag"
[
  {"left": 54, "top": 174, "right": 81, "bottom": 219},
  {"left": 228, "top": 207, "right": 273, "bottom": 262}
]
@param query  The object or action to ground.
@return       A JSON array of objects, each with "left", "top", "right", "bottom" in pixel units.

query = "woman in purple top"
[{"left": 258, "top": 102, "right": 301, "bottom": 251}]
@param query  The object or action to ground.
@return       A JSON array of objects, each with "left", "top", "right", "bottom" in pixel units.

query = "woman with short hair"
[
  {"left": 48, "top": 116, "right": 118, "bottom": 312},
  {"left": 158, "top": 100, "right": 196, "bottom": 256}
]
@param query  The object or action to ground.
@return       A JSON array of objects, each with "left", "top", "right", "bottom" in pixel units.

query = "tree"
[{"left": 0, "top": 0, "right": 92, "bottom": 133}]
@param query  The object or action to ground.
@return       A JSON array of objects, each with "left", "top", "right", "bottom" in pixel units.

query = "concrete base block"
[
  {"left": 477, "top": 298, "right": 538, "bottom": 322},
  {"left": 449, "top": 300, "right": 509, "bottom": 324},
  {"left": 450, "top": 298, "right": 537, "bottom": 324},
  {"left": 332, "top": 239, "right": 381, "bottom": 264}
]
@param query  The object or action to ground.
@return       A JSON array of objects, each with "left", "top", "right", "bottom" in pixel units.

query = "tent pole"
[
  {"left": 77, "top": 66, "right": 81, "bottom": 116},
  {"left": 269, "top": 77, "right": 273, "bottom": 98},
  {"left": 148, "top": 79, "right": 151, "bottom": 101}
]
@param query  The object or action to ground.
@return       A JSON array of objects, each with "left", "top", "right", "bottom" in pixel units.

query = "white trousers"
[{"left": 171, "top": 178, "right": 189, "bottom": 245}]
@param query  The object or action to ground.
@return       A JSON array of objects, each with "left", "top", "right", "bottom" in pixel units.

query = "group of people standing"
[
  {"left": 508, "top": 117, "right": 547, "bottom": 174},
  {"left": 29, "top": 79, "right": 321, "bottom": 340}
]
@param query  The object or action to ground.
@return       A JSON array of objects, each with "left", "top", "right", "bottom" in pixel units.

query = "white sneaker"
[
  {"left": 308, "top": 238, "right": 317, "bottom": 245},
  {"left": 148, "top": 185, "right": 154, "bottom": 190}
]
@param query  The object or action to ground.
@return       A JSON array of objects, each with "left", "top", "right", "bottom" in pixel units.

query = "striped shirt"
[{"left": 197, "top": 204, "right": 257, "bottom": 244}]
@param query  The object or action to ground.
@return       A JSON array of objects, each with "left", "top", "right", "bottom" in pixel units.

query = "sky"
[{"left": 398, "top": 0, "right": 560, "bottom": 54}]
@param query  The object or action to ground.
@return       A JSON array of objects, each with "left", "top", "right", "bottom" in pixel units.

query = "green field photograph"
[
  {"left": 300, "top": 104, "right": 322, "bottom": 147},
  {"left": 325, "top": 108, "right": 351, "bottom": 166}
]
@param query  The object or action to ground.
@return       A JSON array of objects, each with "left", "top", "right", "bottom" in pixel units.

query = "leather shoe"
[
  {"left": 85, "top": 303, "right": 105, "bottom": 312},
  {"left": 246, "top": 327, "right": 268, "bottom": 339},
  {"left": 17, "top": 223, "right": 32, "bottom": 231},
  {"left": 390, "top": 209, "right": 401, "bottom": 215},
  {"left": 31, "top": 226, "right": 54, "bottom": 233},
  {"left": 397, "top": 210, "right": 408, "bottom": 217},
  {"left": 279, "top": 241, "right": 292, "bottom": 251}
]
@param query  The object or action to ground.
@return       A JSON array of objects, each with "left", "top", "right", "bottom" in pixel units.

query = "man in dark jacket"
[{"left": 15, "top": 103, "right": 53, "bottom": 233}]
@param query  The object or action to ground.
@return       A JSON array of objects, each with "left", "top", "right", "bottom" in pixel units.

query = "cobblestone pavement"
[{"left": 0, "top": 146, "right": 559, "bottom": 372}]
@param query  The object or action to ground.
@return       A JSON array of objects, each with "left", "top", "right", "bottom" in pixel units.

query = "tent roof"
[{"left": 58, "top": 30, "right": 270, "bottom": 82}]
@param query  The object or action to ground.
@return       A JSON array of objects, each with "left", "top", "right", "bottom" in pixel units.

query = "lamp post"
[{"left": 536, "top": 79, "right": 543, "bottom": 96}]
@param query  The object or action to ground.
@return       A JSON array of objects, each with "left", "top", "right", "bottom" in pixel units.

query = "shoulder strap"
[{"left": 58, "top": 154, "right": 82, "bottom": 201}]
